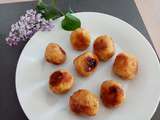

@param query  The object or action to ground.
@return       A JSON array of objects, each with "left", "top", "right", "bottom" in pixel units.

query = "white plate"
[{"left": 16, "top": 12, "right": 160, "bottom": 120}]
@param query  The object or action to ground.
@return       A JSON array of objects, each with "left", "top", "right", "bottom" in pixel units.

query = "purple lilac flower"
[{"left": 6, "top": 9, "right": 54, "bottom": 46}]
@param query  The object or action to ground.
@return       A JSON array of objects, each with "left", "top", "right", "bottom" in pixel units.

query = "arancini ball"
[
  {"left": 45, "top": 43, "right": 66, "bottom": 65},
  {"left": 70, "top": 28, "right": 91, "bottom": 51},
  {"left": 69, "top": 89, "right": 99, "bottom": 116},
  {"left": 113, "top": 52, "right": 138, "bottom": 80},
  {"left": 93, "top": 35, "right": 115, "bottom": 61},
  {"left": 73, "top": 51, "right": 99, "bottom": 77},
  {"left": 49, "top": 69, "right": 74, "bottom": 94},
  {"left": 100, "top": 80, "right": 125, "bottom": 108}
]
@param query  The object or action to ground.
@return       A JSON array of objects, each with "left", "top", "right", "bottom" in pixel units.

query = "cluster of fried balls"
[{"left": 45, "top": 28, "right": 138, "bottom": 116}]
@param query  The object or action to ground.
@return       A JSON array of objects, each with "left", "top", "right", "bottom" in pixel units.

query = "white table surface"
[{"left": 135, "top": 0, "right": 160, "bottom": 58}]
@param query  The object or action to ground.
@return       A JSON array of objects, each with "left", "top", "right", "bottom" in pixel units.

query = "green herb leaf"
[
  {"left": 45, "top": 8, "right": 61, "bottom": 20},
  {"left": 36, "top": 0, "right": 81, "bottom": 31},
  {"left": 61, "top": 12, "right": 81, "bottom": 31},
  {"left": 36, "top": 0, "right": 62, "bottom": 20},
  {"left": 36, "top": 0, "right": 48, "bottom": 15}
]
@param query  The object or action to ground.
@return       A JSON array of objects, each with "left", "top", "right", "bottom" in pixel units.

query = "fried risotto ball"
[
  {"left": 45, "top": 43, "right": 66, "bottom": 65},
  {"left": 69, "top": 89, "right": 99, "bottom": 116},
  {"left": 100, "top": 80, "right": 125, "bottom": 108},
  {"left": 73, "top": 51, "right": 99, "bottom": 77},
  {"left": 113, "top": 52, "right": 138, "bottom": 80},
  {"left": 70, "top": 28, "right": 91, "bottom": 51},
  {"left": 93, "top": 35, "right": 115, "bottom": 61},
  {"left": 49, "top": 69, "right": 74, "bottom": 94}
]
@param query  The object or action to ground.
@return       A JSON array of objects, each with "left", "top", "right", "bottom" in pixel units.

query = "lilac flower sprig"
[
  {"left": 6, "top": 0, "right": 81, "bottom": 46},
  {"left": 6, "top": 9, "right": 54, "bottom": 46}
]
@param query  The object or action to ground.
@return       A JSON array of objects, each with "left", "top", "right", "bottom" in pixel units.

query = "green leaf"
[
  {"left": 36, "top": 0, "right": 62, "bottom": 20},
  {"left": 36, "top": 0, "right": 81, "bottom": 31},
  {"left": 36, "top": 0, "right": 49, "bottom": 18},
  {"left": 44, "top": 8, "right": 61, "bottom": 20},
  {"left": 36, "top": 0, "right": 48, "bottom": 14},
  {"left": 61, "top": 13, "right": 81, "bottom": 31}
]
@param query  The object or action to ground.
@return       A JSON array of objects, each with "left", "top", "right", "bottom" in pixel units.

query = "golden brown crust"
[
  {"left": 45, "top": 43, "right": 66, "bottom": 65},
  {"left": 69, "top": 89, "right": 99, "bottom": 116},
  {"left": 73, "top": 51, "right": 99, "bottom": 77},
  {"left": 70, "top": 28, "right": 91, "bottom": 51},
  {"left": 93, "top": 35, "right": 115, "bottom": 61},
  {"left": 49, "top": 69, "right": 74, "bottom": 94},
  {"left": 100, "top": 80, "right": 125, "bottom": 108},
  {"left": 113, "top": 52, "right": 138, "bottom": 80}
]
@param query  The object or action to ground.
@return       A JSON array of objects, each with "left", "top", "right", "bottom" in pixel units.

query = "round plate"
[{"left": 16, "top": 12, "right": 160, "bottom": 120}]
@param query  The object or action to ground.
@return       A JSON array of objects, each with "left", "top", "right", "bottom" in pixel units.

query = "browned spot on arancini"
[
  {"left": 94, "top": 38, "right": 108, "bottom": 50},
  {"left": 59, "top": 46, "right": 66, "bottom": 55},
  {"left": 49, "top": 71, "right": 64, "bottom": 87},
  {"left": 85, "top": 57, "right": 98, "bottom": 72}
]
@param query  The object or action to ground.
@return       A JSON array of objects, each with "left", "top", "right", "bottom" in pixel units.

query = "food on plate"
[
  {"left": 113, "top": 52, "right": 138, "bottom": 80},
  {"left": 49, "top": 69, "right": 74, "bottom": 94},
  {"left": 45, "top": 43, "right": 66, "bottom": 65},
  {"left": 93, "top": 35, "right": 115, "bottom": 61},
  {"left": 69, "top": 89, "right": 99, "bottom": 116},
  {"left": 73, "top": 51, "right": 99, "bottom": 77},
  {"left": 70, "top": 28, "right": 91, "bottom": 51},
  {"left": 100, "top": 80, "right": 125, "bottom": 108}
]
